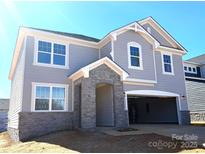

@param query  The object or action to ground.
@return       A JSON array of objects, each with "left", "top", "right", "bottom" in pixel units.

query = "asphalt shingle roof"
[
  {"left": 187, "top": 54, "right": 205, "bottom": 65},
  {"left": 28, "top": 27, "right": 101, "bottom": 43}
]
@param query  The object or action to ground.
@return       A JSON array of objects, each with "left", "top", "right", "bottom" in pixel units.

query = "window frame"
[
  {"left": 161, "top": 52, "right": 174, "bottom": 75},
  {"left": 127, "top": 42, "right": 143, "bottom": 70},
  {"left": 31, "top": 82, "right": 69, "bottom": 112},
  {"left": 34, "top": 38, "right": 69, "bottom": 69},
  {"left": 184, "top": 64, "right": 197, "bottom": 74}
]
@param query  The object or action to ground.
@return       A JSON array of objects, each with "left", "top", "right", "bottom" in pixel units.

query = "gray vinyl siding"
[
  {"left": 99, "top": 42, "right": 112, "bottom": 59},
  {"left": 22, "top": 36, "right": 99, "bottom": 112},
  {"left": 142, "top": 23, "right": 173, "bottom": 48},
  {"left": 185, "top": 80, "right": 205, "bottom": 111},
  {"left": 114, "top": 30, "right": 156, "bottom": 81},
  {"left": 8, "top": 39, "right": 26, "bottom": 129},
  {"left": 123, "top": 51, "right": 188, "bottom": 111}
]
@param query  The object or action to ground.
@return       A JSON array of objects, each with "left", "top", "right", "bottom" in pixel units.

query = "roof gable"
[
  {"left": 68, "top": 57, "right": 129, "bottom": 81},
  {"left": 138, "top": 17, "right": 186, "bottom": 51},
  {"left": 9, "top": 17, "right": 187, "bottom": 80}
]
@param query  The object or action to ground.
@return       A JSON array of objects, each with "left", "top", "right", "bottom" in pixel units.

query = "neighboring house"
[
  {"left": 183, "top": 54, "right": 205, "bottom": 123},
  {"left": 0, "top": 99, "right": 9, "bottom": 132},
  {"left": 8, "top": 16, "right": 190, "bottom": 141}
]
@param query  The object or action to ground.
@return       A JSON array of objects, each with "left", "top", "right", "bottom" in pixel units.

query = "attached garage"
[
  {"left": 128, "top": 96, "right": 178, "bottom": 124},
  {"left": 125, "top": 90, "right": 180, "bottom": 124}
]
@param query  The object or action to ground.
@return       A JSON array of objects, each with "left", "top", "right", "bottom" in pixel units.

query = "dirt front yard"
[{"left": 0, "top": 131, "right": 205, "bottom": 153}]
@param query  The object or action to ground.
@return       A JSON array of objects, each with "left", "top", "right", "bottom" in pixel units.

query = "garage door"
[{"left": 128, "top": 96, "right": 178, "bottom": 124}]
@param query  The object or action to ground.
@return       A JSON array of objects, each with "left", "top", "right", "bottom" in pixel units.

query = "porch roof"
[{"left": 68, "top": 57, "right": 129, "bottom": 81}]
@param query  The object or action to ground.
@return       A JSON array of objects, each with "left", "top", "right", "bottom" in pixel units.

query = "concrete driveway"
[{"left": 130, "top": 124, "right": 205, "bottom": 145}]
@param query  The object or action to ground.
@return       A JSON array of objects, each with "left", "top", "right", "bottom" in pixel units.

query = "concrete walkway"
[
  {"left": 130, "top": 124, "right": 205, "bottom": 145},
  {"left": 97, "top": 127, "right": 151, "bottom": 136}
]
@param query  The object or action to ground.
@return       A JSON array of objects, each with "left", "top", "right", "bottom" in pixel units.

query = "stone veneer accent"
[
  {"left": 190, "top": 112, "right": 205, "bottom": 123},
  {"left": 11, "top": 112, "right": 73, "bottom": 141},
  {"left": 80, "top": 64, "right": 129, "bottom": 129},
  {"left": 8, "top": 127, "right": 20, "bottom": 142}
]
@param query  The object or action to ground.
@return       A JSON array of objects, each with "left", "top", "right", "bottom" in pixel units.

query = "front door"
[{"left": 96, "top": 84, "right": 114, "bottom": 126}]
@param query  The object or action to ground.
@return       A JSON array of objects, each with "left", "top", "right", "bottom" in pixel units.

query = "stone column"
[
  {"left": 113, "top": 82, "right": 129, "bottom": 128},
  {"left": 81, "top": 79, "right": 96, "bottom": 129}
]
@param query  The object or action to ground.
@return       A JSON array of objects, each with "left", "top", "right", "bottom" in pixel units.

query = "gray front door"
[{"left": 96, "top": 84, "right": 114, "bottom": 126}]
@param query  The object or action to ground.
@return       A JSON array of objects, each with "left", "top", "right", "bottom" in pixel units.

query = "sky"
[{"left": 0, "top": 1, "right": 205, "bottom": 98}]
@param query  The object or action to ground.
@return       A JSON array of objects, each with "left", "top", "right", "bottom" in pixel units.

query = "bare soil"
[{"left": 0, "top": 131, "right": 204, "bottom": 153}]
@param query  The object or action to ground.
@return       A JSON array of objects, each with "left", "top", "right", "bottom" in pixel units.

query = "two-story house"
[
  {"left": 183, "top": 54, "right": 205, "bottom": 123},
  {"left": 8, "top": 17, "right": 190, "bottom": 141}
]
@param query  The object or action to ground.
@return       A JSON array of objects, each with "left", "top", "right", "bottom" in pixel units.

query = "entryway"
[{"left": 96, "top": 83, "right": 114, "bottom": 127}]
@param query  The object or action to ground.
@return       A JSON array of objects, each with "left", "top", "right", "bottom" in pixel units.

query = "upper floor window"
[
  {"left": 33, "top": 83, "right": 68, "bottom": 112},
  {"left": 38, "top": 41, "right": 52, "bottom": 64},
  {"left": 35, "top": 40, "right": 68, "bottom": 68},
  {"left": 127, "top": 42, "right": 143, "bottom": 70},
  {"left": 162, "top": 53, "right": 174, "bottom": 75},
  {"left": 53, "top": 43, "right": 66, "bottom": 66},
  {"left": 184, "top": 65, "right": 197, "bottom": 74}
]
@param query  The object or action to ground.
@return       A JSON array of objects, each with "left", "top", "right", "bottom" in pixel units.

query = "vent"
[{"left": 147, "top": 27, "right": 151, "bottom": 34}]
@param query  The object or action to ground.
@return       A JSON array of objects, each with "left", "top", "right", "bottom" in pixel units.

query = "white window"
[
  {"left": 35, "top": 39, "right": 69, "bottom": 69},
  {"left": 127, "top": 42, "right": 143, "bottom": 70},
  {"left": 161, "top": 53, "right": 174, "bottom": 75},
  {"left": 184, "top": 64, "right": 197, "bottom": 74},
  {"left": 32, "top": 83, "right": 68, "bottom": 112}
]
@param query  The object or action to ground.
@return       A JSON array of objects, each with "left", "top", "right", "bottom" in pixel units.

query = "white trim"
[
  {"left": 125, "top": 90, "right": 180, "bottom": 97},
  {"left": 71, "top": 81, "right": 74, "bottom": 112},
  {"left": 139, "top": 17, "right": 186, "bottom": 51},
  {"left": 185, "top": 76, "right": 205, "bottom": 81},
  {"left": 156, "top": 46, "right": 186, "bottom": 56},
  {"left": 9, "top": 20, "right": 186, "bottom": 80},
  {"left": 153, "top": 47, "right": 158, "bottom": 83},
  {"left": 31, "top": 82, "right": 69, "bottom": 112},
  {"left": 127, "top": 42, "right": 143, "bottom": 70},
  {"left": 124, "top": 78, "right": 157, "bottom": 84},
  {"left": 183, "top": 62, "right": 198, "bottom": 74},
  {"left": 9, "top": 29, "right": 25, "bottom": 80},
  {"left": 176, "top": 96, "right": 182, "bottom": 125},
  {"left": 20, "top": 36, "right": 27, "bottom": 112},
  {"left": 183, "top": 61, "right": 200, "bottom": 65},
  {"left": 33, "top": 37, "right": 69, "bottom": 69},
  {"left": 110, "top": 39, "right": 114, "bottom": 61},
  {"left": 24, "top": 27, "right": 98, "bottom": 49},
  {"left": 124, "top": 93, "right": 128, "bottom": 111},
  {"left": 123, "top": 81, "right": 154, "bottom": 87},
  {"left": 68, "top": 57, "right": 129, "bottom": 81},
  {"left": 161, "top": 52, "right": 175, "bottom": 75},
  {"left": 184, "top": 66, "right": 197, "bottom": 74},
  {"left": 125, "top": 90, "right": 182, "bottom": 125}
]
